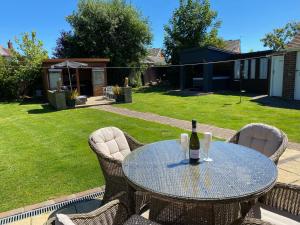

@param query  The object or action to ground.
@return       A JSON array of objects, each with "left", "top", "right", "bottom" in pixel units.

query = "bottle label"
[
  {"left": 192, "top": 128, "right": 196, "bottom": 132},
  {"left": 190, "top": 149, "right": 199, "bottom": 159}
]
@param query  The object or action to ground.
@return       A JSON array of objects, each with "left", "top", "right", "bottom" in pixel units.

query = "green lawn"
[
  {"left": 0, "top": 101, "right": 187, "bottom": 212},
  {"left": 117, "top": 87, "right": 300, "bottom": 143}
]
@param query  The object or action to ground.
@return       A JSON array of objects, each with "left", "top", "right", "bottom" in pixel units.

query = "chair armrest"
[
  {"left": 227, "top": 131, "right": 240, "bottom": 144},
  {"left": 259, "top": 182, "right": 300, "bottom": 216},
  {"left": 58, "top": 192, "right": 129, "bottom": 225},
  {"left": 269, "top": 131, "right": 288, "bottom": 164},
  {"left": 124, "top": 133, "right": 144, "bottom": 151}
]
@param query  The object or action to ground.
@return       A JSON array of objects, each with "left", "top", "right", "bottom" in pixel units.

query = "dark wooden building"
[
  {"left": 42, "top": 58, "right": 110, "bottom": 96},
  {"left": 179, "top": 45, "right": 273, "bottom": 94}
]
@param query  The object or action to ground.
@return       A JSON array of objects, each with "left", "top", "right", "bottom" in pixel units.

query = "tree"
[
  {"left": 54, "top": 0, "right": 152, "bottom": 67},
  {"left": 163, "top": 0, "right": 225, "bottom": 64},
  {"left": 0, "top": 32, "right": 48, "bottom": 99},
  {"left": 261, "top": 22, "right": 300, "bottom": 51}
]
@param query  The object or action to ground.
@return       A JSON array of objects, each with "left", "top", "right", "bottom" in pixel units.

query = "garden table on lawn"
[{"left": 122, "top": 140, "right": 278, "bottom": 225}]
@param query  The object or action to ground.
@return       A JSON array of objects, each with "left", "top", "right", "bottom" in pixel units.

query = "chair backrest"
[
  {"left": 237, "top": 123, "right": 285, "bottom": 157},
  {"left": 89, "top": 127, "right": 131, "bottom": 161}
]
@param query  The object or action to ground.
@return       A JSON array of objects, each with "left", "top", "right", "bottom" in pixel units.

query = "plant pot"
[
  {"left": 115, "top": 95, "right": 125, "bottom": 103},
  {"left": 67, "top": 99, "right": 76, "bottom": 108}
]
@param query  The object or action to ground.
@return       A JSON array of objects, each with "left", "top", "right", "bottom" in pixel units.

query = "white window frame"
[
  {"left": 243, "top": 60, "right": 249, "bottom": 79},
  {"left": 250, "top": 59, "right": 256, "bottom": 79},
  {"left": 92, "top": 67, "right": 105, "bottom": 86},
  {"left": 260, "top": 58, "right": 268, "bottom": 79},
  {"left": 234, "top": 60, "right": 241, "bottom": 79},
  {"left": 48, "top": 69, "right": 62, "bottom": 90}
]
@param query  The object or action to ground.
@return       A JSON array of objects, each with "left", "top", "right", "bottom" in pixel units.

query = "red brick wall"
[{"left": 283, "top": 51, "right": 297, "bottom": 100}]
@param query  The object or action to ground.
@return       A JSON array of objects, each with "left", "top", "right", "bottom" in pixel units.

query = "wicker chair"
[
  {"left": 89, "top": 127, "right": 149, "bottom": 213},
  {"left": 245, "top": 182, "right": 300, "bottom": 225},
  {"left": 148, "top": 196, "right": 280, "bottom": 225},
  {"left": 228, "top": 123, "right": 288, "bottom": 164},
  {"left": 148, "top": 183, "right": 300, "bottom": 225},
  {"left": 54, "top": 192, "right": 161, "bottom": 225}
]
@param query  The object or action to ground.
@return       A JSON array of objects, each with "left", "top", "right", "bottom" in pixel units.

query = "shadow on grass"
[
  {"left": 27, "top": 104, "right": 57, "bottom": 114},
  {"left": 135, "top": 86, "right": 259, "bottom": 98},
  {"left": 135, "top": 86, "right": 213, "bottom": 97},
  {"left": 19, "top": 97, "right": 48, "bottom": 105},
  {"left": 251, "top": 96, "right": 300, "bottom": 110}
]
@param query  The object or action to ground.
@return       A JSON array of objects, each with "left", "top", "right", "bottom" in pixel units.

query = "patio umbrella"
[{"left": 51, "top": 60, "right": 88, "bottom": 91}]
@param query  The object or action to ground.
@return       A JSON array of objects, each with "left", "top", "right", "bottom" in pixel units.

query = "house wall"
[
  {"left": 231, "top": 58, "right": 270, "bottom": 94},
  {"left": 282, "top": 51, "right": 297, "bottom": 100},
  {"left": 232, "top": 51, "right": 273, "bottom": 94}
]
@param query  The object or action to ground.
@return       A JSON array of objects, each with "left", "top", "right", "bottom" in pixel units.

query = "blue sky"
[{"left": 1, "top": 0, "right": 300, "bottom": 56}]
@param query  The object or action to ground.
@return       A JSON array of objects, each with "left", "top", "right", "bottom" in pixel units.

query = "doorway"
[
  {"left": 270, "top": 55, "right": 284, "bottom": 97},
  {"left": 294, "top": 52, "right": 300, "bottom": 100}
]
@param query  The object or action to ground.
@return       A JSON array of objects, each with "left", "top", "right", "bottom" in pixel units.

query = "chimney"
[{"left": 7, "top": 40, "right": 13, "bottom": 49}]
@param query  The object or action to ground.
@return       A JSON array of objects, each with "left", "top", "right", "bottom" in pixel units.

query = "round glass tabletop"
[{"left": 122, "top": 140, "right": 277, "bottom": 202}]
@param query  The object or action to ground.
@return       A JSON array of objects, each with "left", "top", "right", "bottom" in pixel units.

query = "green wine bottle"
[{"left": 189, "top": 119, "right": 200, "bottom": 164}]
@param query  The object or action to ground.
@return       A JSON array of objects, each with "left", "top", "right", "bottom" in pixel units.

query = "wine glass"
[
  {"left": 180, "top": 133, "right": 189, "bottom": 159},
  {"left": 203, "top": 132, "right": 213, "bottom": 162}
]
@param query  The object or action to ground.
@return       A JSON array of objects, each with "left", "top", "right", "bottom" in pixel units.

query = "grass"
[
  {"left": 0, "top": 101, "right": 188, "bottom": 212},
  {"left": 117, "top": 87, "right": 300, "bottom": 143}
]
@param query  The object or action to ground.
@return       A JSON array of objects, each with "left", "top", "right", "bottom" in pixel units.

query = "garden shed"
[
  {"left": 42, "top": 58, "right": 110, "bottom": 96},
  {"left": 179, "top": 46, "right": 236, "bottom": 91}
]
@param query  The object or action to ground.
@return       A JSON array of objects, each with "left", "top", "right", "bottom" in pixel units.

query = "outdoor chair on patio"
[
  {"left": 228, "top": 123, "right": 288, "bottom": 164},
  {"left": 246, "top": 182, "right": 300, "bottom": 225},
  {"left": 54, "top": 192, "right": 161, "bottom": 225},
  {"left": 89, "top": 127, "right": 149, "bottom": 213}
]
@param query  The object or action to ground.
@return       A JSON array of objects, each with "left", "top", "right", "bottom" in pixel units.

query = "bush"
[{"left": 0, "top": 32, "right": 48, "bottom": 100}]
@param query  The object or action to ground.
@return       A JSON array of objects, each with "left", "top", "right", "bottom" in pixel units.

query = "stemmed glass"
[
  {"left": 203, "top": 132, "right": 213, "bottom": 162},
  {"left": 180, "top": 133, "right": 189, "bottom": 159}
]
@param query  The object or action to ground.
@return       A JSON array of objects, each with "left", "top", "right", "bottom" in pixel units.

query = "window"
[
  {"left": 243, "top": 60, "right": 249, "bottom": 79},
  {"left": 260, "top": 58, "right": 268, "bottom": 79},
  {"left": 92, "top": 68, "right": 105, "bottom": 85},
  {"left": 234, "top": 60, "right": 241, "bottom": 79},
  {"left": 250, "top": 59, "right": 256, "bottom": 79},
  {"left": 48, "top": 69, "right": 62, "bottom": 90}
]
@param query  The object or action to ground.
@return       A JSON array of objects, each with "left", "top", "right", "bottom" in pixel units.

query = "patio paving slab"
[{"left": 94, "top": 105, "right": 300, "bottom": 151}]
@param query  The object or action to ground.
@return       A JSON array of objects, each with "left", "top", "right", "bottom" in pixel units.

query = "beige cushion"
[
  {"left": 251, "top": 203, "right": 300, "bottom": 225},
  {"left": 56, "top": 214, "right": 76, "bottom": 225},
  {"left": 90, "top": 127, "right": 131, "bottom": 161},
  {"left": 238, "top": 123, "right": 283, "bottom": 157}
]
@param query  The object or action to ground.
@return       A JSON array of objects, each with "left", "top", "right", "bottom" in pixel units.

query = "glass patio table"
[{"left": 122, "top": 140, "right": 278, "bottom": 225}]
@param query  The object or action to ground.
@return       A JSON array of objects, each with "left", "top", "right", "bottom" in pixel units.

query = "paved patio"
[{"left": 75, "top": 96, "right": 114, "bottom": 108}]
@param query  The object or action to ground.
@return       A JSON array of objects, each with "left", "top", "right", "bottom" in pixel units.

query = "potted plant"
[
  {"left": 113, "top": 85, "right": 124, "bottom": 103},
  {"left": 67, "top": 89, "right": 79, "bottom": 108}
]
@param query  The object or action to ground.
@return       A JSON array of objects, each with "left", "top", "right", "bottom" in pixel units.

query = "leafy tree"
[
  {"left": 163, "top": 0, "right": 225, "bottom": 64},
  {"left": 0, "top": 32, "right": 48, "bottom": 99},
  {"left": 261, "top": 22, "right": 300, "bottom": 51},
  {"left": 54, "top": 0, "right": 152, "bottom": 67}
]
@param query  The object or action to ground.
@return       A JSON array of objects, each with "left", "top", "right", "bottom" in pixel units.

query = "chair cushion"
[
  {"left": 90, "top": 127, "right": 131, "bottom": 161},
  {"left": 56, "top": 214, "right": 76, "bottom": 225},
  {"left": 250, "top": 203, "right": 300, "bottom": 225},
  {"left": 238, "top": 124, "right": 283, "bottom": 157}
]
